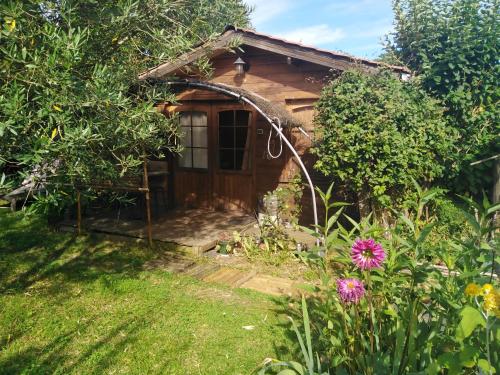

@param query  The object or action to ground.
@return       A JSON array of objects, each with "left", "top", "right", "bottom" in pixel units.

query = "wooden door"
[
  {"left": 212, "top": 105, "right": 255, "bottom": 213},
  {"left": 168, "top": 102, "right": 255, "bottom": 213}
]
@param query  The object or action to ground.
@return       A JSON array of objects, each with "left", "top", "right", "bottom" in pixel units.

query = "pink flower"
[
  {"left": 336, "top": 278, "right": 365, "bottom": 304},
  {"left": 351, "top": 238, "right": 386, "bottom": 270}
]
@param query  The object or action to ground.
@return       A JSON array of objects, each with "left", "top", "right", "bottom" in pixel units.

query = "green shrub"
[
  {"left": 387, "top": 0, "right": 500, "bottom": 194},
  {"left": 431, "top": 196, "right": 473, "bottom": 240},
  {"left": 313, "top": 70, "right": 456, "bottom": 215},
  {"left": 0, "top": 0, "right": 250, "bottom": 209}
]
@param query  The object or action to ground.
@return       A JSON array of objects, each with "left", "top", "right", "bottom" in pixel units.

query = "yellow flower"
[
  {"left": 5, "top": 18, "right": 16, "bottom": 32},
  {"left": 481, "top": 284, "right": 494, "bottom": 296},
  {"left": 483, "top": 292, "right": 499, "bottom": 316},
  {"left": 465, "top": 283, "right": 481, "bottom": 297}
]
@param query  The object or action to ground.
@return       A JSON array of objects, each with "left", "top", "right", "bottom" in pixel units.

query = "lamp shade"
[{"left": 233, "top": 57, "right": 246, "bottom": 75}]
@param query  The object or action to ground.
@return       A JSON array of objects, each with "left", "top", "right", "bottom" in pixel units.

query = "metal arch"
[{"left": 158, "top": 80, "right": 319, "bottom": 233}]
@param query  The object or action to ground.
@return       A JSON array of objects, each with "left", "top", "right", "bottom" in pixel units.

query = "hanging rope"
[{"left": 267, "top": 117, "right": 283, "bottom": 159}]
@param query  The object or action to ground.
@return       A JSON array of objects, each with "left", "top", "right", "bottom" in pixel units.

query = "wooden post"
[
  {"left": 143, "top": 158, "right": 153, "bottom": 247},
  {"left": 10, "top": 198, "right": 16, "bottom": 212},
  {"left": 76, "top": 190, "right": 82, "bottom": 235},
  {"left": 167, "top": 152, "right": 175, "bottom": 209}
]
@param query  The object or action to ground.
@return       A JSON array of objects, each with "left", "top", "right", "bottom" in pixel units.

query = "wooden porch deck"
[
  {"left": 60, "top": 207, "right": 317, "bottom": 295},
  {"left": 61, "top": 208, "right": 256, "bottom": 253}
]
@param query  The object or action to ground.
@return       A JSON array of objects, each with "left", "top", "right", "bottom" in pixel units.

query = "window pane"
[
  {"left": 219, "top": 149, "right": 235, "bottom": 170},
  {"left": 219, "top": 127, "right": 234, "bottom": 148},
  {"left": 235, "top": 110, "right": 250, "bottom": 127},
  {"left": 192, "top": 126, "right": 207, "bottom": 147},
  {"left": 235, "top": 149, "right": 250, "bottom": 170},
  {"left": 191, "top": 111, "right": 207, "bottom": 126},
  {"left": 179, "top": 148, "right": 192, "bottom": 168},
  {"left": 179, "top": 113, "right": 191, "bottom": 126},
  {"left": 193, "top": 148, "right": 208, "bottom": 169},
  {"left": 235, "top": 127, "right": 249, "bottom": 148},
  {"left": 217, "top": 110, "right": 251, "bottom": 171},
  {"left": 219, "top": 110, "right": 234, "bottom": 126},
  {"left": 180, "top": 126, "right": 191, "bottom": 147}
]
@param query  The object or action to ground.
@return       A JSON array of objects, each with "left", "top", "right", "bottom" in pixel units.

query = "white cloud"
[
  {"left": 245, "top": 0, "right": 295, "bottom": 27},
  {"left": 277, "top": 24, "right": 345, "bottom": 46}
]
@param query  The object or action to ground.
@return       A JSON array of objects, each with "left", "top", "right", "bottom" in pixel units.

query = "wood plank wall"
[{"left": 171, "top": 45, "right": 336, "bottom": 223}]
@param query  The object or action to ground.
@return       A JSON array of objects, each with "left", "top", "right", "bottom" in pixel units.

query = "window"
[
  {"left": 178, "top": 111, "right": 208, "bottom": 169},
  {"left": 218, "top": 110, "right": 251, "bottom": 171}
]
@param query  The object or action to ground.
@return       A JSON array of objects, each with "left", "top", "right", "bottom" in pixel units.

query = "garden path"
[{"left": 143, "top": 250, "right": 301, "bottom": 296}]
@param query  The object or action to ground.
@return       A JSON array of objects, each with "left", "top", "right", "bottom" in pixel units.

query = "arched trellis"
[{"left": 154, "top": 79, "right": 319, "bottom": 234}]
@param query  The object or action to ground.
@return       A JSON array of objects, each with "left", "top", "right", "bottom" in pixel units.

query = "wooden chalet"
[{"left": 139, "top": 26, "right": 408, "bottom": 227}]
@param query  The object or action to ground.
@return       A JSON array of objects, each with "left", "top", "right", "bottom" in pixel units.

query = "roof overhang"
[{"left": 139, "top": 26, "right": 410, "bottom": 80}]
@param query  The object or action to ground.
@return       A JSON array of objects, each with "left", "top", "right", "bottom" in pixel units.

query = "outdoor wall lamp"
[{"left": 233, "top": 57, "right": 247, "bottom": 75}]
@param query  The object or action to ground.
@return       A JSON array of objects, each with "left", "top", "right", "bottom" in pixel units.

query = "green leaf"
[
  {"left": 438, "top": 352, "right": 463, "bottom": 374},
  {"left": 398, "top": 214, "right": 415, "bottom": 233},
  {"left": 455, "top": 306, "right": 486, "bottom": 341},
  {"left": 477, "top": 359, "right": 496, "bottom": 374},
  {"left": 457, "top": 208, "right": 481, "bottom": 233},
  {"left": 458, "top": 195, "right": 482, "bottom": 213},
  {"left": 301, "top": 296, "right": 313, "bottom": 374},
  {"left": 416, "top": 222, "right": 435, "bottom": 245},
  {"left": 326, "top": 207, "right": 344, "bottom": 231},
  {"left": 458, "top": 345, "right": 479, "bottom": 368},
  {"left": 486, "top": 202, "right": 500, "bottom": 216},
  {"left": 277, "top": 369, "right": 301, "bottom": 375},
  {"left": 289, "top": 317, "right": 309, "bottom": 368}
]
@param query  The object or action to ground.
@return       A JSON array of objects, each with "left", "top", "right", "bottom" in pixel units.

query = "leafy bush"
[
  {"left": 428, "top": 196, "right": 473, "bottom": 243},
  {"left": 269, "top": 176, "right": 304, "bottom": 225},
  {"left": 261, "top": 183, "right": 499, "bottom": 374},
  {"left": 313, "top": 70, "right": 455, "bottom": 215},
  {"left": 387, "top": 0, "right": 500, "bottom": 194},
  {"left": 0, "top": 0, "right": 250, "bottom": 206}
]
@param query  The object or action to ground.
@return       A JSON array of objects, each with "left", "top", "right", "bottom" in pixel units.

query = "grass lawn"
[{"left": 0, "top": 211, "right": 294, "bottom": 374}]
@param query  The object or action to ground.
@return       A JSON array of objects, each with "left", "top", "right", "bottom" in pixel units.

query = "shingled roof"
[{"left": 139, "top": 25, "right": 410, "bottom": 80}]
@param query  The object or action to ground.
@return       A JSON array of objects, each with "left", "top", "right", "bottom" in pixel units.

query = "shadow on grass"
[
  {"left": 0, "top": 212, "right": 157, "bottom": 294},
  {"left": 0, "top": 212, "right": 300, "bottom": 374},
  {"left": 0, "top": 310, "right": 154, "bottom": 375},
  {"left": 0, "top": 212, "right": 63, "bottom": 254},
  {"left": 267, "top": 296, "right": 302, "bottom": 362}
]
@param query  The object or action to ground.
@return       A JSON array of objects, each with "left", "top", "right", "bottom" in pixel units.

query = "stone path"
[{"left": 144, "top": 252, "right": 299, "bottom": 296}]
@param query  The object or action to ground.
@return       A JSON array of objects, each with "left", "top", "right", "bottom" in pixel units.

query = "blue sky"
[{"left": 244, "top": 0, "right": 394, "bottom": 59}]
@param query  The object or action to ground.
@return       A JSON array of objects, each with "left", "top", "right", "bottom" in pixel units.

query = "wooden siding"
[
  {"left": 164, "top": 45, "right": 332, "bottom": 222},
  {"left": 176, "top": 46, "right": 331, "bottom": 102}
]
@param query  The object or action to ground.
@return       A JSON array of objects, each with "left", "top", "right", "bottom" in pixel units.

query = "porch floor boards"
[{"left": 61, "top": 208, "right": 256, "bottom": 253}]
